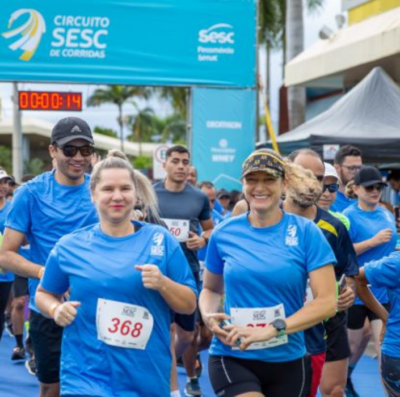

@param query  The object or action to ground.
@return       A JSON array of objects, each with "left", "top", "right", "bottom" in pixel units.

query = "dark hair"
[
  {"left": 198, "top": 181, "right": 215, "bottom": 189},
  {"left": 287, "top": 148, "right": 323, "bottom": 163},
  {"left": 387, "top": 170, "right": 400, "bottom": 182},
  {"left": 334, "top": 145, "right": 362, "bottom": 165},
  {"left": 21, "top": 174, "right": 35, "bottom": 183},
  {"left": 166, "top": 145, "right": 190, "bottom": 159}
]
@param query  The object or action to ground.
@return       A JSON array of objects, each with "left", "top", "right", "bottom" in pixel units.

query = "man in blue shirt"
[
  {"left": 331, "top": 145, "right": 362, "bottom": 213},
  {"left": 0, "top": 117, "right": 98, "bottom": 397}
]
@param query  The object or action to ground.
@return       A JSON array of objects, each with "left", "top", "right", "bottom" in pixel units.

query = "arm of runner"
[
  {"left": 199, "top": 269, "right": 230, "bottom": 344},
  {"left": 199, "top": 218, "right": 213, "bottom": 239},
  {"left": 0, "top": 228, "right": 43, "bottom": 278},
  {"left": 136, "top": 264, "right": 196, "bottom": 315},
  {"left": 353, "top": 229, "right": 393, "bottom": 255},
  {"left": 355, "top": 269, "right": 389, "bottom": 323},
  {"left": 225, "top": 265, "right": 337, "bottom": 350},
  {"left": 231, "top": 199, "right": 249, "bottom": 217},
  {"left": 36, "top": 285, "right": 80, "bottom": 327}
]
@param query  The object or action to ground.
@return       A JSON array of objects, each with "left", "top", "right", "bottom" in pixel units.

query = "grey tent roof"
[{"left": 266, "top": 67, "right": 400, "bottom": 163}]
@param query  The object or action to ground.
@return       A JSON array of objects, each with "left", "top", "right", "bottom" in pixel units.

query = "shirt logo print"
[
  {"left": 285, "top": 224, "right": 298, "bottom": 246},
  {"left": 151, "top": 232, "right": 164, "bottom": 256}
]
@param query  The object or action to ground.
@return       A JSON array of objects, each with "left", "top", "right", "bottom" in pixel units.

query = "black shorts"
[
  {"left": 171, "top": 272, "right": 199, "bottom": 332},
  {"left": 13, "top": 275, "right": 28, "bottom": 298},
  {"left": 382, "top": 353, "right": 400, "bottom": 397},
  {"left": 325, "top": 311, "right": 351, "bottom": 362},
  {"left": 208, "top": 355, "right": 312, "bottom": 397},
  {"left": 347, "top": 304, "right": 390, "bottom": 330},
  {"left": 30, "top": 310, "right": 63, "bottom": 384}
]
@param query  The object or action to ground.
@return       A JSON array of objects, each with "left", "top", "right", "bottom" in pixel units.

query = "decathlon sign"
[{"left": 0, "top": 1, "right": 256, "bottom": 87}]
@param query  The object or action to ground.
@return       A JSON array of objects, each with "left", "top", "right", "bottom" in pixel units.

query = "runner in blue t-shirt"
[
  {"left": 35, "top": 152, "right": 197, "bottom": 397},
  {"left": 356, "top": 252, "right": 400, "bottom": 396},
  {"left": 0, "top": 117, "right": 98, "bottom": 396},
  {"left": 0, "top": 169, "right": 14, "bottom": 342},
  {"left": 200, "top": 150, "right": 337, "bottom": 397},
  {"left": 344, "top": 166, "right": 396, "bottom": 396}
]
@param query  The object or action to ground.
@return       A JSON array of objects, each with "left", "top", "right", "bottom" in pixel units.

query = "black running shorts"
[
  {"left": 30, "top": 310, "right": 63, "bottom": 384},
  {"left": 208, "top": 354, "right": 312, "bottom": 397},
  {"left": 325, "top": 311, "right": 351, "bottom": 362},
  {"left": 13, "top": 275, "right": 28, "bottom": 298},
  {"left": 348, "top": 304, "right": 390, "bottom": 330}
]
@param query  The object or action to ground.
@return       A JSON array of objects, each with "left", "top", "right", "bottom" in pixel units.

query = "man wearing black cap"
[{"left": 0, "top": 117, "right": 98, "bottom": 397}]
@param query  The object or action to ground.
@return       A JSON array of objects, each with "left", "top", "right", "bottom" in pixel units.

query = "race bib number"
[
  {"left": 96, "top": 298, "right": 154, "bottom": 350},
  {"left": 162, "top": 218, "right": 190, "bottom": 242},
  {"left": 304, "top": 279, "right": 314, "bottom": 306},
  {"left": 230, "top": 304, "right": 288, "bottom": 350}
]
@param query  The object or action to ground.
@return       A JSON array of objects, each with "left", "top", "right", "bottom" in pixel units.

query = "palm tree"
[
  {"left": 286, "top": 0, "right": 325, "bottom": 130},
  {"left": 87, "top": 86, "right": 150, "bottom": 152},
  {"left": 157, "top": 87, "right": 189, "bottom": 119},
  {"left": 127, "top": 104, "right": 155, "bottom": 157}
]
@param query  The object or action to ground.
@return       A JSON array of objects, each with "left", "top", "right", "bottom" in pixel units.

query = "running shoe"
[
  {"left": 345, "top": 376, "right": 360, "bottom": 397},
  {"left": 4, "top": 315, "right": 14, "bottom": 337},
  {"left": 184, "top": 378, "right": 202, "bottom": 396},
  {"left": 11, "top": 346, "right": 26, "bottom": 361},
  {"left": 25, "top": 357, "right": 37, "bottom": 376}
]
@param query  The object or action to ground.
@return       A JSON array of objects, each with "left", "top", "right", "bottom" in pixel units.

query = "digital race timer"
[{"left": 19, "top": 91, "right": 82, "bottom": 111}]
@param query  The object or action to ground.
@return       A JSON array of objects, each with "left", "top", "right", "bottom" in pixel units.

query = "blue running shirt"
[
  {"left": 41, "top": 222, "right": 197, "bottom": 397},
  {"left": 0, "top": 200, "right": 13, "bottom": 282},
  {"left": 365, "top": 252, "right": 400, "bottom": 358},
  {"left": 205, "top": 212, "right": 336, "bottom": 363},
  {"left": 5, "top": 171, "right": 98, "bottom": 311},
  {"left": 331, "top": 191, "right": 356, "bottom": 213},
  {"left": 344, "top": 204, "right": 397, "bottom": 304}
]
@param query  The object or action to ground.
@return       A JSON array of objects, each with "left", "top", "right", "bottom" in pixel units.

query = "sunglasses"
[
  {"left": 56, "top": 144, "right": 95, "bottom": 158},
  {"left": 323, "top": 183, "right": 339, "bottom": 193},
  {"left": 364, "top": 184, "right": 383, "bottom": 193}
]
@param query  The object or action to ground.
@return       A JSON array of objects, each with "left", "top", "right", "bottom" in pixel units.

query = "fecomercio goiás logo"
[{"left": 2, "top": 9, "right": 46, "bottom": 61}]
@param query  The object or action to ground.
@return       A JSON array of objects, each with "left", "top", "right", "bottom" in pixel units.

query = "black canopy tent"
[{"left": 259, "top": 67, "right": 400, "bottom": 163}]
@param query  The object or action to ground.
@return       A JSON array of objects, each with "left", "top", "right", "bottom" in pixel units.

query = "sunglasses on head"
[
  {"left": 364, "top": 184, "right": 383, "bottom": 193},
  {"left": 323, "top": 183, "right": 339, "bottom": 193},
  {"left": 55, "top": 144, "right": 95, "bottom": 158}
]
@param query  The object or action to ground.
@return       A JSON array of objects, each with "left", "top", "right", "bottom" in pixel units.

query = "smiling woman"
[
  {"left": 35, "top": 150, "right": 198, "bottom": 397},
  {"left": 199, "top": 149, "right": 337, "bottom": 397}
]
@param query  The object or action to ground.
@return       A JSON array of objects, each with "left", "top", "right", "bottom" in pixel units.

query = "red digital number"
[{"left": 72, "top": 93, "right": 81, "bottom": 109}]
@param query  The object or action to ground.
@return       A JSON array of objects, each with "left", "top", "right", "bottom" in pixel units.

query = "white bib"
[
  {"left": 162, "top": 218, "right": 190, "bottom": 242},
  {"left": 96, "top": 298, "right": 154, "bottom": 350},
  {"left": 230, "top": 304, "right": 288, "bottom": 350}
]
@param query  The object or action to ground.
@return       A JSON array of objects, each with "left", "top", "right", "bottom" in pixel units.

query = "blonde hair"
[
  {"left": 91, "top": 149, "right": 160, "bottom": 221},
  {"left": 345, "top": 180, "right": 357, "bottom": 199}
]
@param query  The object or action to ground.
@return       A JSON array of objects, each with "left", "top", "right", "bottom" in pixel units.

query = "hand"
[
  {"left": 186, "top": 232, "right": 206, "bottom": 250},
  {"left": 371, "top": 229, "right": 393, "bottom": 247},
  {"left": 379, "top": 322, "right": 387, "bottom": 344},
  {"left": 202, "top": 312, "right": 230, "bottom": 345},
  {"left": 337, "top": 286, "right": 355, "bottom": 311},
  {"left": 54, "top": 301, "right": 80, "bottom": 327},
  {"left": 224, "top": 324, "right": 277, "bottom": 351},
  {"left": 136, "top": 264, "right": 166, "bottom": 291}
]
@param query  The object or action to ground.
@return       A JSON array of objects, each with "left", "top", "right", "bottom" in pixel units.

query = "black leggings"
[{"left": 0, "top": 281, "right": 13, "bottom": 341}]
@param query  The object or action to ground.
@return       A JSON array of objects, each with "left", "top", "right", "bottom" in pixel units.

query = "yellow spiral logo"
[{"left": 2, "top": 9, "right": 46, "bottom": 61}]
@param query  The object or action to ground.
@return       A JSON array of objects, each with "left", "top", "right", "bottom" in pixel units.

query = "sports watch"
[{"left": 272, "top": 319, "right": 287, "bottom": 338}]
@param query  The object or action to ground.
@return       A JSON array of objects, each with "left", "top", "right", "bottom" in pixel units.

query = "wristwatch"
[{"left": 272, "top": 319, "right": 287, "bottom": 338}]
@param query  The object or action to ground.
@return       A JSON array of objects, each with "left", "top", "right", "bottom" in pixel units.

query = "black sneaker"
[
  {"left": 184, "top": 378, "right": 201, "bottom": 397},
  {"left": 25, "top": 357, "right": 37, "bottom": 376},
  {"left": 345, "top": 377, "right": 360, "bottom": 397},
  {"left": 177, "top": 356, "right": 184, "bottom": 367},
  {"left": 11, "top": 346, "right": 26, "bottom": 361}
]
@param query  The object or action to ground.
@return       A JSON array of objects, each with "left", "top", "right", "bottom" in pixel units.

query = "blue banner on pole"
[
  {"left": 0, "top": 1, "right": 256, "bottom": 87},
  {"left": 191, "top": 88, "right": 256, "bottom": 191}
]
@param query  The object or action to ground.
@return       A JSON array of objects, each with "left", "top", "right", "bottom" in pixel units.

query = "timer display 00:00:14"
[{"left": 18, "top": 91, "right": 82, "bottom": 111}]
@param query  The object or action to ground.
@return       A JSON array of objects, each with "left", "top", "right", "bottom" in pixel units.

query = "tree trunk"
[
  {"left": 286, "top": 0, "right": 306, "bottom": 130},
  {"left": 118, "top": 104, "right": 124, "bottom": 153}
]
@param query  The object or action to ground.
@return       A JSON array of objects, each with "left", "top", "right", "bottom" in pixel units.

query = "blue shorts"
[{"left": 382, "top": 353, "right": 400, "bottom": 397}]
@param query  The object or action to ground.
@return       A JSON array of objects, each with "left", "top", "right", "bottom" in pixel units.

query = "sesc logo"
[
  {"left": 2, "top": 9, "right": 46, "bottom": 61},
  {"left": 198, "top": 23, "right": 234, "bottom": 45}
]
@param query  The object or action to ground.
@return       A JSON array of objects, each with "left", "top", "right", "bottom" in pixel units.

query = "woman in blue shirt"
[
  {"left": 35, "top": 151, "right": 197, "bottom": 397},
  {"left": 199, "top": 149, "right": 337, "bottom": 397},
  {"left": 344, "top": 166, "right": 396, "bottom": 386}
]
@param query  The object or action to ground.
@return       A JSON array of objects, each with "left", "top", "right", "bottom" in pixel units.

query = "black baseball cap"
[
  {"left": 51, "top": 117, "right": 94, "bottom": 146},
  {"left": 217, "top": 189, "right": 230, "bottom": 199},
  {"left": 354, "top": 166, "right": 387, "bottom": 187}
]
